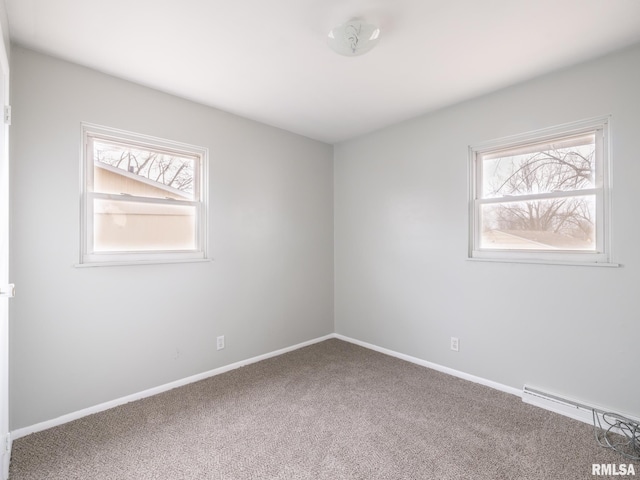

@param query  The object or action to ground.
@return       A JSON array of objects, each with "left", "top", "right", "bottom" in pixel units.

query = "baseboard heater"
[
  {"left": 522, "top": 385, "right": 598, "bottom": 425},
  {"left": 522, "top": 385, "right": 639, "bottom": 434}
]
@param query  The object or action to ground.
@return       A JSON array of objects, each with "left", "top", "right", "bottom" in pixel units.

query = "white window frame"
[
  {"left": 79, "top": 123, "right": 209, "bottom": 266},
  {"left": 468, "top": 116, "right": 615, "bottom": 266}
]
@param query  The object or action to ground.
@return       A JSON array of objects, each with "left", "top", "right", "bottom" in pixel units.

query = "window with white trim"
[
  {"left": 80, "top": 124, "right": 208, "bottom": 265},
  {"left": 469, "top": 117, "right": 613, "bottom": 265}
]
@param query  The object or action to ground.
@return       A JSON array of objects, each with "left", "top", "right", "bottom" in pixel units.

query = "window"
[
  {"left": 80, "top": 123, "right": 208, "bottom": 265},
  {"left": 469, "top": 117, "right": 613, "bottom": 266}
]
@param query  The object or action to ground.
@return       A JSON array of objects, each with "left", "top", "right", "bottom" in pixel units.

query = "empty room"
[{"left": 1, "top": 0, "right": 639, "bottom": 479}]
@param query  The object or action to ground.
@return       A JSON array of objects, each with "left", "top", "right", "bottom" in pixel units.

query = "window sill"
[
  {"left": 74, "top": 258, "right": 212, "bottom": 268},
  {"left": 466, "top": 257, "right": 619, "bottom": 268}
]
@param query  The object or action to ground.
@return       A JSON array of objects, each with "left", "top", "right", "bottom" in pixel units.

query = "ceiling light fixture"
[{"left": 327, "top": 20, "right": 380, "bottom": 56}]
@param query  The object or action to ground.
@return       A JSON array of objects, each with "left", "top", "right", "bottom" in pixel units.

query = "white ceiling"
[{"left": 5, "top": 0, "right": 640, "bottom": 144}]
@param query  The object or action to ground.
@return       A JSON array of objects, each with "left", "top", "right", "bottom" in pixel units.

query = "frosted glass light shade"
[{"left": 327, "top": 21, "right": 380, "bottom": 56}]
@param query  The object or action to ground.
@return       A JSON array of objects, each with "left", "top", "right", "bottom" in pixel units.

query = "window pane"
[
  {"left": 93, "top": 139, "right": 196, "bottom": 201},
  {"left": 479, "top": 195, "right": 596, "bottom": 251},
  {"left": 93, "top": 199, "right": 196, "bottom": 252},
  {"left": 481, "top": 134, "right": 595, "bottom": 199}
]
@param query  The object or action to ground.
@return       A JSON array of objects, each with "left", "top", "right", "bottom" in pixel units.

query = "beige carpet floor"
[{"left": 9, "top": 339, "right": 638, "bottom": 479}]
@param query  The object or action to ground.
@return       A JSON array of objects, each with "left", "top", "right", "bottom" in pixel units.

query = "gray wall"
[
  {"left": 335, "top": 44, "right": 640, "bottom": 418},
  {"left": 11, "top": 41, "right": 640, "bottom": 431},
  {"left": 0, "top": 2, "right": 8, "bottom": 62},
  {"left": 10, "top": 47, "right": 334, "bottom": 430}
]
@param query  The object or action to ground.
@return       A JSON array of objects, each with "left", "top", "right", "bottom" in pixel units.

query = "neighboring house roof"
[
  {"left": 483, "top": 230, "right": 593, "bottom": 250},
  {"left": 95, "top": 161, "right": 192, "bottom": 200},
  {"left": 483, "top": 230, "right": 555, "bottom": 250}
]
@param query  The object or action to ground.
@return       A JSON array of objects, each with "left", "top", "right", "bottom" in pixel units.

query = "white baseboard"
[
  {"left": 13, "top": 333, "right": 632, "bottom": 443},
  {"left": 11, "top": 334, "right": 334, "bottom": 440},
  {"left": 335, "top": 335, "right": 640, "bottom": 428},
  {"left": 333, "top": 334, "right": 521, "bottom": 397}
]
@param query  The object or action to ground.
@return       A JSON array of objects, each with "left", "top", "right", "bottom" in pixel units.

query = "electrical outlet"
[
  {"left": 216, "top": 335, "right": 225, "bottom": 351},
  {"left": 450, "top": 337, "right": 459, "bottom": 352}
]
